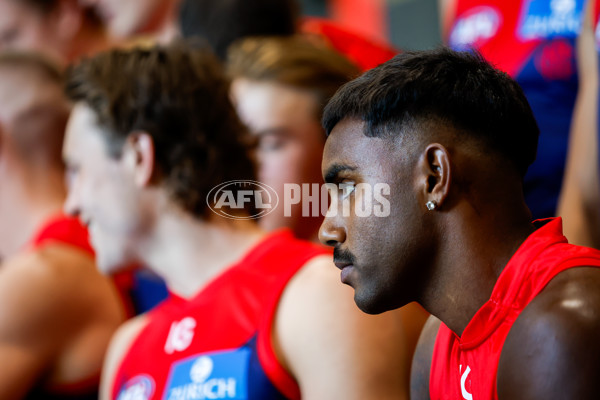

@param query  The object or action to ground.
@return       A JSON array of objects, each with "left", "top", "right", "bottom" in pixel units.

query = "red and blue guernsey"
[
  {"left": 429, "top": 218, "right": 600, "bottom": 400},
  {"left": 446, "top": 0, "right": 592, "bottom": 220},
  {"left": 112, "top": 230, "right": 329, "bottom": 400}
]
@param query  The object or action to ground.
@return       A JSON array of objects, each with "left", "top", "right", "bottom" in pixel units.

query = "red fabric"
[
  {"left": 30, "top": 213, "right": 95, "bottom": 255},
  {"left": 446, "top": 0, "right": 542, "bottom": 76},
  {"left": 112, "top": 230, "right": 330, "bottom": 400},
  {"left": 429, "top": 218, "right": 600, "bottom": 400},
  {"left": 329, "top": 0, "right": 389, "bottom": 43},
  {"left": 301, "top": 17, "right": 398, "bottom": 71}
]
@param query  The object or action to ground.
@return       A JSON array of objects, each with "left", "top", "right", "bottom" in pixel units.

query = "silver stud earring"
[{"left": 426, "top": 200, "right": 437, "bottom": 211}]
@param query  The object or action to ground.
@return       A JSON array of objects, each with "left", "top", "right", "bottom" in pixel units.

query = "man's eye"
[{"left": 259, "top": 136, "right": 285, "bottom": 152}]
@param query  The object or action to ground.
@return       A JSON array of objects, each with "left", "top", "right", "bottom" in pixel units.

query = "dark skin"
[{"left": 320, "top": 118, "right": 600, "bottom": 400}]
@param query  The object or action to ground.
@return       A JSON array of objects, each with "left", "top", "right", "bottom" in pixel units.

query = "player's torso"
[
  {"left": 430, "top": 220, "right": 600, "bottom": 400},
  {"left": 114, "top": 300, "right": 286, "bottom": 400},
  {"left": 113, "top": 231, "right": 328, "bottom": 400}
]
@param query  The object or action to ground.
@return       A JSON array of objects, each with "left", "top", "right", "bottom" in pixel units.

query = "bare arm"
[
  {"left": 0, "top": 253, "right": 86, "bottom": 398},
  {"left": 273, "top": 255, "right": 428, "bottom": 400},
  {"left": 100, "top": 315, "right": 148, "bottom": 400},
  {"left": 557, "top": 0, "right": 600, "bottom": 248},
  {"left": 497, "top": 267, "right": 600, "bottom": 399},
  {"left": 411, "top": 315, "right": 442, "bottom": 400}
]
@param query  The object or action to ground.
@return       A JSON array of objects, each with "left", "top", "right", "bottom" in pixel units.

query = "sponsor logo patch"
[
  {"left": 518, "top": 0, "right": 584, "bottom": 39},
  {"left": 164, "top": 349, "right": 250, "bottom": 400}
]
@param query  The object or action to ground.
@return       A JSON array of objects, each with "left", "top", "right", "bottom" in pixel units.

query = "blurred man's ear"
[{"left": 124, "top": 131, "right": 157, "bottom": 188}]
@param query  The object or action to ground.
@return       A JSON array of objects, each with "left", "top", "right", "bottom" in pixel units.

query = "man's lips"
[{"left": 334, "top": 262, "right": 354, "bottom": 284}]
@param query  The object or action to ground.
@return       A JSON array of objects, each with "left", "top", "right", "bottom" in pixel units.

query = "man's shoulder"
[
  {"left": 0, "top": 243, "right": 121, "bottom": 338},
  {"left": 498, "top": 266, "right": 600, "bottom": 399}
]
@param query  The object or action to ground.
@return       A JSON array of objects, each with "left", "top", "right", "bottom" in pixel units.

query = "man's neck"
[
  {"left": 419, "top": 203, "right": 536, "bottom": 336},
  {"left": 139, "top": 207, "right": 266, "bottom": 299}
]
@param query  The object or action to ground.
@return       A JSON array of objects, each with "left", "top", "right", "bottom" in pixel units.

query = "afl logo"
[
  {"left": 449, "top": 6, "right": 501, "bottom": 50},
  {"left": 117, "top": 375, "right": 155, "bottom": 400},
  {"left": 207, "top": 180, "right": 279, "bottom": 220}
]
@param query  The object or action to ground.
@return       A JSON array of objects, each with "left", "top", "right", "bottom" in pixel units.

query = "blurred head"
[
  {"left": 0, "top": 52, "right": 69, "bottom": 256},
  {"left": 319, "top": 48, "right": 539, "bottom": 313},
  {"left": 228, "top": 36, "right": 359, "bottom": 240},
  {"left": 180, "top": 0, "right": 299, "bottom": 60},
  {"left": 0, "top": 51, "right": 68, "bottom": 172},
  {"left": 63, "top": 43, "right": 255, "bottom": 274},
  {"left": 81, "top": 0, "right": 175, "bottom": 39},
  {"left": 0, "top": 0, "right": 96, "bottom": 63}
]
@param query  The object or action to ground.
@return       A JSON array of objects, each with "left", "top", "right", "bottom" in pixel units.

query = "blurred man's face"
[
  {"left": 81, "top": 0, "right": 164, "bottom": 38},
  {"left": 231, "top": 78, "right": 326, "bottom": 240},
  {"left": 0, "top": 0, "right": 63, "bottom": 62},
  {"left": 63, "top": 103, "right": 148, "bottom": 274}
]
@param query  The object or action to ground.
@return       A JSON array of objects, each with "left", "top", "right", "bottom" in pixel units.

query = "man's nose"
[{"left": 319, "top": 217, "right": 346, "bottom": 247}]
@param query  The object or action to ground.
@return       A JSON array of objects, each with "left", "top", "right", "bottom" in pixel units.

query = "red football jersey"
[
  {"left": 429, "top": 218, "right": 600, "bottom": 400},
  {"left": 112, "top": 230, "right": 330, "bottom": 400},
  {"left": 445, "top": 0, "right": 588, "bottom": 221}
]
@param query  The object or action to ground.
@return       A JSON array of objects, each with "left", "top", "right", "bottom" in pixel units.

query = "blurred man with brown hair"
[
  {"left": 228, "top": 36, "right": 360, "bottom": 242},
  {"left": 0, "top": 52, "right": 129, "bottom": 399},
  {"left": 63, "top": 42, "right": 418, "bottom": 400}
]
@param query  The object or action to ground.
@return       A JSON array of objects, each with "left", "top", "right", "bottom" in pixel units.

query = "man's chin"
[{"left": 354, "top": 292, "right": 397, "bottom": 315}]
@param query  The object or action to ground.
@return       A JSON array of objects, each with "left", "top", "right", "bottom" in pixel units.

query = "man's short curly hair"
[{"left": 65, "top": 42, "right": 256, "bottom": 218}]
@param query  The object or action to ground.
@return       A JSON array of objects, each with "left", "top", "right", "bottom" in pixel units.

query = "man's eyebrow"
[{"left": 324, "top": 164, "right": 357, "bottom": 183}]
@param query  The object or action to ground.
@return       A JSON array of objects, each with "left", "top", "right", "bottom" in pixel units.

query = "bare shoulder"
[
  {"left": 411, "top": 315, "right": 442, "bottom": 400},
  {"left": 0, "top": 246, "right": 89, "bottom": 337},
  {"left": 498, "top": 267, "right": 600, "bottom": 400},
  {"left": 0, "top": 243, "right": 121, "bottom": 332},
  {"left": 274, "top": 255, "right": 426, "bottom": 400},
  {"left": 100, "top": 315, "right": 150, "bottom": 400}
]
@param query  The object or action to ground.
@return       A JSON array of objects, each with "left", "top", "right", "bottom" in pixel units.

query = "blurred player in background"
[{"left": 0, "top": 51, "right": 128, "bottom": 399}]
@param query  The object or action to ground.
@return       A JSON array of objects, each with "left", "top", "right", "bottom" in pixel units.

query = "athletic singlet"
[
  {"left": 112, "top": 230, "right": 330, "bottom": 400},
  {"left": 446, "top": 0, "right": 591, "bottom": 220},
  {"left": 429, "top": 218, "right": 600, "bottom": 400},
  {"left": 24, "top": 213, "right": 134, "bottom": 400}
]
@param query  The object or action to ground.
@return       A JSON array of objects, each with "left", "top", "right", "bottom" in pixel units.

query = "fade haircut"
[
  {"left": 227, "top": 35, "right": 360, "bottom": 122},
  {"left": 179, "top": 0, "right": 299, "bottom": 60},
  {"left": 323, "top": 47, "right": 540, "bottom": 177},
  {"left": 65, "top": 42, "right": 256, "bottom": 218}
]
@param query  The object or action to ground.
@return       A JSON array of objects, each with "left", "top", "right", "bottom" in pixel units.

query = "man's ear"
[
  {"left": 122, "top": 131, "right": 156, "bottom": 187},
  {"left": 415, "top": 143, "right": 451, "bottom": 210}
]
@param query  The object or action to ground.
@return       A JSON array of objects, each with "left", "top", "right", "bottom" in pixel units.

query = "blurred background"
[{"left": 300, "top": 0, "right": 442, "bottom": 50}]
